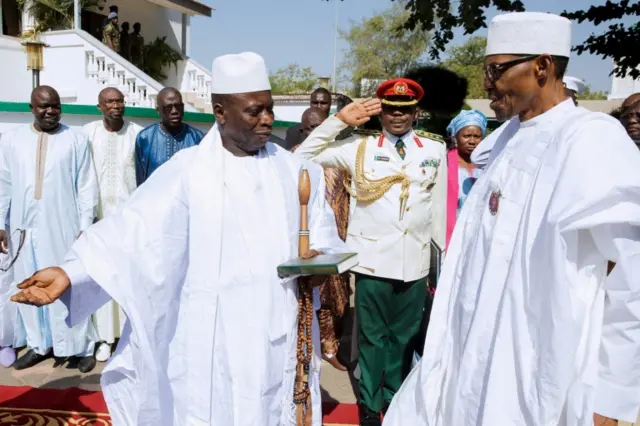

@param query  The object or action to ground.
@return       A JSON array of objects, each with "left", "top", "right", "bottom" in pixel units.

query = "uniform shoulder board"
[
  {"left": 414, "top": 129, "right": 445, "bottom": 143},
  {"left": 353, "top": 128, "right": 381, "bottom": 137}
]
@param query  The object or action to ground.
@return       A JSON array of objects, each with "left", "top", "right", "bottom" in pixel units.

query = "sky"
[{"left": 189, "top": 0, "right": 634, "bottom": 94}]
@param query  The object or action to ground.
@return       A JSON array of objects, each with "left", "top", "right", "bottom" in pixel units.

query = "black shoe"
[
  {"left": 13, "top": 349, "right": 51, "bottom": 370},
  {"left": 359, "top": 404, "right": 381, "bottom": 426},
  {"left": 77, "top": 355, "right": 96, "bottom": 373}
]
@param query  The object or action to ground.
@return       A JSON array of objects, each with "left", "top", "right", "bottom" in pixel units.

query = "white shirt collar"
[
  {"left": 519, "top": 98, "right": 576, "bottom": 129},
  {"left": 383, "top": 128, "right": 415, "bottom": 146}
]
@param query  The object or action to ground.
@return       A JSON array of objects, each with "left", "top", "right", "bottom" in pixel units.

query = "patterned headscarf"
[{"left": 446, "top": 109, "right": 488, "bottom": 139}]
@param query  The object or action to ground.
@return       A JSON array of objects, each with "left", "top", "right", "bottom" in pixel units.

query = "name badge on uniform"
[{"left": 374, "top": 155, "right": 390, "bottom": 162}]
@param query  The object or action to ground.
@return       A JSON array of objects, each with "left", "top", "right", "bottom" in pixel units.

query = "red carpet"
[{"left": 0, "top": 386, "right": 359, "bottom": 425}]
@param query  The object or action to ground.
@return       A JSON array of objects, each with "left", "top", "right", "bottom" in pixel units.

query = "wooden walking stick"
[
  {"left": 294, "top": 168, "right": 314, "bottom": 426},
  {"left": 298, "top": 169, "right": 310, "bottom": 256}
]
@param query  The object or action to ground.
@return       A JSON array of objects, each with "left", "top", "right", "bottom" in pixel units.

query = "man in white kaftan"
[
  {"left": 384, "top": 13, "right": 640, "bottom": 426},
  {"left": 0, "top": 133, "right": 17, "bottom": 367},
  {"left": 11, "top": 53, "right": 348, "bottom": 426},
  {"left": 0, "top": 203, "right": 17, "bottom": 367},
  {"left": 0, "top": 86, "right": 98, "bottom": 372},
  {"left": 83, "top": 87, "right": 142, "bottom": 362}
]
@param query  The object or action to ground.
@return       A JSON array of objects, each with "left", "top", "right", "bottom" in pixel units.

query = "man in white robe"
[
  {"left": 0, "top": 193, "right": 16, "bottom": 367},
  {"left": 383, "top": 12, "right": 640, "bottom": 426},
  {"left": 11, "top": 53, "right": 347, "bottom": 426},
  {"left": 83, "top": 87, "right": 142, "bottom": 362},
  {"left": 0, "top": 86, "right": 98, "bottom": 372}
]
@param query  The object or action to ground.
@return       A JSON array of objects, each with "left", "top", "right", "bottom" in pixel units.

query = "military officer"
[
  {"left": 130, "top": 22, "right": 144, "bottom": 69},
  {"left": 102, "top": 12, "right": 120, "bottom": 54},
  {"left": 295, "top": 78, "right": 447, "bottom": 426}
]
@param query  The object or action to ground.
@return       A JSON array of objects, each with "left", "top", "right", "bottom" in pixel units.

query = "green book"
[{"left": 277, "top": 253, "right": 359, "bottom": 278}]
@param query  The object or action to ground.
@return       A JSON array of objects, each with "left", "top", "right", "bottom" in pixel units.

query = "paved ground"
[
  {"left": 4, "top": 329, "right": 640, "bottom": 425},
  {"left": 1, "top": 285, "right": 639, "bottom": 425},
  {"left": 0, "top": 317, "right": 359, "bottom": 405}
]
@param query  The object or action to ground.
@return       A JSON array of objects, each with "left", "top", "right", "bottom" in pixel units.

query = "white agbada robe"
[
  {"left": 0, "top": 134, "right": 17, "bottom": 348},
  {"left": 83, "top": 120, "right": 141, "bottom": 344},
  {"left": 58, "top": 124, "right": 347, "bottom": 425},
  {"left": 0, "top": 124, "right": 98, "bottom": 357},
  {"left": 0, "top": 217, "right": 16, "bottom": 348},
  {"left": 384, "top": 100, "right": 640, "bottom": 425}
]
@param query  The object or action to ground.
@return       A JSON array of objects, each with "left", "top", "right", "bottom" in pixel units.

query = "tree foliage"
[
  {"left": 405, "top": 65, "right": 467, "bottom": 114},
  {"left": 402, "top": 0, "right": 639, "bottom": 79},
  {"left": 340, "top": 1, "right": 430, "bottom": 95},
  {"left": 17, "top": 0, "right": 102, "bottom": 32},
  {"left": 441, "top": 36, "right": 487, "bottom": 98},
  {"left": 562, "top": 0, "right": 640, "bottom": 79},
  {"left": 404, "top": 65, "right": 468, "bottom": 136},
  {"left": 331, "top": 0, "right": 639, "bottom": 79},
  {"left": 269, "top": 64, "right": 319, "bottom": 95},
  {"left": 142, "top": 36, "right": 182, "bottom": 83},
  {"left": 579, "top": 86, "right": 608, "bottom": 101},
  {"left": 400, "top": 0, "right": 524, "bottom": 60}
]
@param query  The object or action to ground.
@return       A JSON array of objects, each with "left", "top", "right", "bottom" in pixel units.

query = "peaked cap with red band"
[{"left": 376, "top": 78, "right": 424, "bottom": 106}]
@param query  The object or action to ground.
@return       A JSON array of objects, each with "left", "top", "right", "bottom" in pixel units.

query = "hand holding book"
[{"left": 277, "top": 252, "right": 359, "bottom": 278}]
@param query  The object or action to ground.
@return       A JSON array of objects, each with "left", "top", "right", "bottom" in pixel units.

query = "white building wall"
[
  {"left": 609, "top": 70, "right": 640, "bottom": 100},
  {"left": 0, "top": 29, "right": 208, "bottom": 113},
  {"left": 166, "top": 8, "right": 184, "bottom": 53},
  {"left": 87, "top": 0, "right": 183, "bottom": 53},
  {"left": 39, "top": 32, "right": 97, "bottom": 104},
  {"left": 0, "top": 36, "right": 33, "bottom": 102}
]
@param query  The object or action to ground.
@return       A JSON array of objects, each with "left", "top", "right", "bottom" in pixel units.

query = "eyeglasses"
[
  {"left": 160, "top": 103, "right": 184, "bottom": 113},
  {"left": 484, "top": 55, "right": 539, "bottom": 83},
  {"left": 0, "top": 229, "right": 26, "bottom": 272}
]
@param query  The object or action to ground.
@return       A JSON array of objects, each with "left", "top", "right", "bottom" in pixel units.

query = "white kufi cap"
[
  {"left": 563, "top": 76, "right": 586, "bottom": 94},
  {"left": 486, "top": 12, "right": 572, "bottom": 57},
  {"left": 211, "top": 52, "right": 271, "bottom": 94}
]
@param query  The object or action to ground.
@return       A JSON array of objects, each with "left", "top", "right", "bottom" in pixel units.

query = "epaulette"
[
  {"left": 353, "top": 128, "right": 382, "bottom": 137},
  {"left": 414, "top": 129, "right": 445, "bottom": 143}
]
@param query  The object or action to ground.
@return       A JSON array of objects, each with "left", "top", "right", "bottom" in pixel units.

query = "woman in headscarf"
[{"left": 445, "top": 109, "right": 488, "bottom": 247}]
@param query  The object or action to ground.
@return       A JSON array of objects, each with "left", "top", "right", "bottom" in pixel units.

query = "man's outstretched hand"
[
  {"left": 594, "top": 414, "right": 618, "bottom": 426},
  {"left": 335, "top": 98, "right": 382, "bottom": 127},
  {"left": 11, "top": 267, "right": 71, "bottom": 306},
  {"left": 300, "top": 250, "right": 328, "bottom": 287},
  {"left": 301, "top": 249, "right": 322, "bottom": 259},
  {"left": 0, "top": 230, "right": 8, "bottom": 254}
]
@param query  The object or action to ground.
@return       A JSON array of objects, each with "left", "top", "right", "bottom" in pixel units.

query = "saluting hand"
[
  {"left": 336, "top": 98, "right": 382, "bottom": 127},
  {"left": 11, "top": 267, "right": 71, "bottom": 307}
]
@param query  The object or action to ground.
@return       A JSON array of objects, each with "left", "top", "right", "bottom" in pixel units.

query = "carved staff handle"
[{"left": 298, "top": 168, "right": 310, "bottom": 256}]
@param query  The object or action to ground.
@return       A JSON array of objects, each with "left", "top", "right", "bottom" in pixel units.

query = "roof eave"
[{"left": 145, "top": 0, "right": 213, "bottom": 17}]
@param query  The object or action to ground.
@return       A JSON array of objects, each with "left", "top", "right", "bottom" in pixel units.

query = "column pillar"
[
  {"left": 21, "top": 0, "right": 36, "bottom": 38},
  {"left": 181, "top": 13, "right": 188, "bottom": 56},
  {"left": 74, "top": 0, "right": 80, "bottom": 30}
]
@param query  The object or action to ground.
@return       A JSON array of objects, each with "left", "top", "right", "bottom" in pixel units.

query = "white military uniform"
[{"left": 295, "top": 115, "right": 447, "bottom": 282}]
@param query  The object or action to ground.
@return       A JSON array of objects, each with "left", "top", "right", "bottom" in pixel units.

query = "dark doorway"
[
  {"left": 2, "top": 0, "right": 21, "bottom": 37},
  {"left": 81, "top": 9, "right": 106, "bottom": 41}
]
